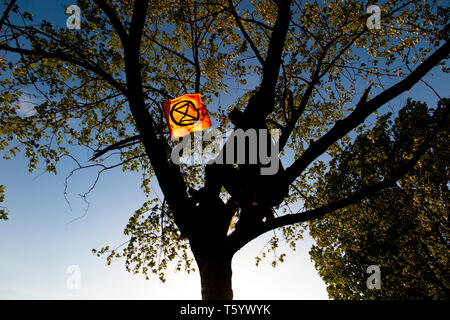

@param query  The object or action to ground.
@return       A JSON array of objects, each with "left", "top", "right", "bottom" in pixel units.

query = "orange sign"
[{"left": 162, "top": 93, "right": 211, "bottom": 139}]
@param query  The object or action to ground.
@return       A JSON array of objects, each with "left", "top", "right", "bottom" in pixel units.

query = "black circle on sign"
[{"left": 170, "top": 100, "right": 200, "bottom": 126}]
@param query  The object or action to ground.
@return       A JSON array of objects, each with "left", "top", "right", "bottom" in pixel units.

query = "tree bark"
[{"left": 196, "top": 253, "right": 234, "bottom": 300}]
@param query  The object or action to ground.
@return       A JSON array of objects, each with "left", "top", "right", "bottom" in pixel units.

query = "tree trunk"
[
  {"left": 196, "top": 253, "right": 234, "bottom": 300},
  {"left": 188, "top": 182, "right": 236, "bottom": 299}
]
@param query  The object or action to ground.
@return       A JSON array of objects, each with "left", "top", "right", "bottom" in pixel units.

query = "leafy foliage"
[
  {"left": 92, "top": 197, "right": 195, "bottom": 282},
  {"left": 0, "top": 184, "right": 7, "bottom": 220},
  {"left": 308, "top": 99, "right": 449, "bottom": 299}
]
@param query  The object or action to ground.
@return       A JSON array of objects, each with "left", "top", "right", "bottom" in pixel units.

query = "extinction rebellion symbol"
[
  {"left": 170, "top": 100, "right": 200, "bottom": 126},
  {"left": 162, "top": 93, "right": 211, "bottom": 139}
]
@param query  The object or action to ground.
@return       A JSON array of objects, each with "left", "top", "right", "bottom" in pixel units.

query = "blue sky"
[
  {"left": 0, "top": 0, "right": 449, "bottom": 300},
  {"left": 0, "top": 150, "right": 328, "bottom": 299}
]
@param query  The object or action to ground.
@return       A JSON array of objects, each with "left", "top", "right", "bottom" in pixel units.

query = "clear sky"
[
  {"left": 0, "top": 0, "right": 448, "bottom": 300},
  {"left": 0, "top": 151, "right": 329, "bottom": 299}
]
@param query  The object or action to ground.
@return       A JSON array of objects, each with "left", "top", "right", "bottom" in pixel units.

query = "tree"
[
  {"left": 308, "top": 98, "right": 449, "bottom": 299},
  {"left": 0, "top": 0, "right": 448, "bottom": 299}
]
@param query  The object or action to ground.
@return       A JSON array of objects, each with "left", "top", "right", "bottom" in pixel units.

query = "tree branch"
[
  {"left": 279, "top": 43, "right": 330, "bottom": 149},
  {"left": 227, "top": 0, "right": 265, "bottom": 65},
  {"left": 283, "top": 39, "right": 450, "bottom": 185},
  {"left": 243, "top": 0, "right": 292, "bottom": 122},
  {"left": 0, "top": 0, "right": 16, "bottom": 32},
  {"left": 92, "top": 0, "right": 128, "bottom": 45},
  {"left": 121, "top": 1, "right": 192, "bottom": 238},
  {"left": 144, "top": 32, "right": 195, "bottom": 66},
  {"left": 90, "top": 135, "right": 142, "bottom": 161},
  {"left": 129, "top": 0, "right": 149, "bottom": 51},
  {"left": 231, "top": 101, "right": 449, "bottom": 252},
  {"left": 319, "top": 30, "right": 364, "bottom": 78},
  {"left": 240, "top": 16, "right": 273, "bottom": 32},
  {"left": 0, "top": 44, "right": 128, "bottom": 95},
  {"left": 270, "top": 103, "right": 448, "bottom": 229},
  {"left": 188, "top": 4, "right": 201, "bottom": 93}
]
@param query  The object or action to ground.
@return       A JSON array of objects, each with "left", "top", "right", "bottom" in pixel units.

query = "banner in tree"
[{"left": 162, "top": 93, "right": 211, "bottom": 139}]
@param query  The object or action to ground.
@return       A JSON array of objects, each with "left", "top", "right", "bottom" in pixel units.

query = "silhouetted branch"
[
  {"left": 231, "top": 101, "right": 449, "bottom": 252},
  {"left": 0, "top": 0, "right": 16, "bottom": 32},
  {"left": 227, "top": 0, "right": 265, "bottom": 65},
  {"left": 283, "top": 39, "right": 450, "bottom": 185},
  {"left": 0, "top": 44, "right": 128, "bottom": 94},
  {"left": 243, "top": 0, "right": 292, "bottom": 122},
  {"left": 279, "top": 43, "right": 330, "bottom": 149},
  {"left": 90, "top": 135, "right": 142, "bottom": 161},
  {"left": 93, "top": 0, "right": 128, "bottom": 45}
]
